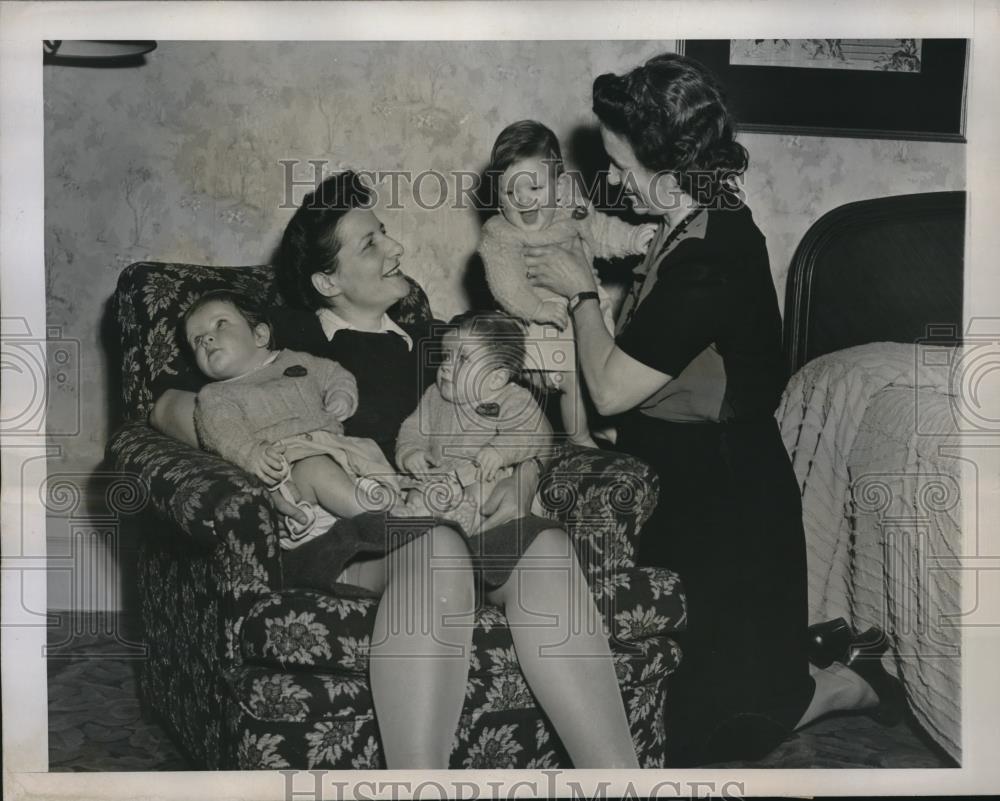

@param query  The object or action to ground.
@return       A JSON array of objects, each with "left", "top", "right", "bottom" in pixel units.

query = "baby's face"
[
  {"left": 437, "top": 330, "right": 507, "bottom": 406},
  {"left": 498, "top": 156, "right": 566, "bottom": 233},
  {"left": 185, "top": 300, "right": 270, "bottom": 381}
]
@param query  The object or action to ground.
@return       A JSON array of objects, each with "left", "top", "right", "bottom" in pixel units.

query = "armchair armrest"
[
  {"left": 107, "top": 420, "right": 280, "bottom": 556},
  {"left": 534, "top": 447, "right": 685, "bottom": 642},
  {"left": 536, "top": 446, "right": 659, "bottom": 575}
]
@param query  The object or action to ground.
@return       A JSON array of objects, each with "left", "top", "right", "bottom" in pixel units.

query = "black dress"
[
  {"left": 266, "top": 309, "right": 555, "bottom": 593},
  {"left": 612, "top": 197, "right": 814, "bottom": 766}
]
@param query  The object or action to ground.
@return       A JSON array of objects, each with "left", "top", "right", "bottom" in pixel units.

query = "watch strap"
[{"left": 568, "top": 291, "right": 600, "bottom": 315}]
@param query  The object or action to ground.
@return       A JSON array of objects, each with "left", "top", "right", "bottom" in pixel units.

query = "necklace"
[
  {"left": 654, "top": 206, "right": 704, "bottom": 259},
  {"left": 617, "top": 207, "right": 705, "bottom": 334}
]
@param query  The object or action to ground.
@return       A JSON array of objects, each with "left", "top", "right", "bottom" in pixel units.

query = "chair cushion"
[
  {"left": 238, "top": 568, "right": 685, "bottom": 676},
  {"left": 232, "top": 632, "right": 680, "bottom": 725}
]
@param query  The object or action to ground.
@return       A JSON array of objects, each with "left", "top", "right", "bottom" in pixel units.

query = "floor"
[{"left": 47, "top": 612, "right": 957, "bottom": 771}]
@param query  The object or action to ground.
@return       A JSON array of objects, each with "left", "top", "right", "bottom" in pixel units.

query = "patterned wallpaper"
[{"left": 44, "top": 41, "right": 966, "bottom": 475}]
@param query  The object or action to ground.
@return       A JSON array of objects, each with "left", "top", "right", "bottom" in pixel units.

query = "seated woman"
[{"left": 150, "top": 171, "right": 639, "bottom": 770}]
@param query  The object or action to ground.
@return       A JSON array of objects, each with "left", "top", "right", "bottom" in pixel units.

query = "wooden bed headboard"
[{"left": 782, "top": 191, "right": 966, "bottom": 374}]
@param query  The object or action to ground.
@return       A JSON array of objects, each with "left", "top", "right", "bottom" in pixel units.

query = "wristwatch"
[{"left": 568, "top": 291, "right": 600, "bottom": 316}]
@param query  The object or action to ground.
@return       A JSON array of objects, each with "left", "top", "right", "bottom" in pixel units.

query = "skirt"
[
  {"left": 616, "top": 413, "right": 816, "bottom": 766},
  {"left": 281, "top": 510, "right": 558, "bottom": 594}
]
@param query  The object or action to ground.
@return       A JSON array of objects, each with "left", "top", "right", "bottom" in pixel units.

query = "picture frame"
[{"left": 677, "top": 39, "right": 968, "bottom": 142}]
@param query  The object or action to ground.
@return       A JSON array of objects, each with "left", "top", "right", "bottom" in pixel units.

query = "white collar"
[
  {"left": 316, "top": 307, "right": 413, "bottom": 351},
  {"left": 219, "top": 349, "right": 281, "bottom": 383}
]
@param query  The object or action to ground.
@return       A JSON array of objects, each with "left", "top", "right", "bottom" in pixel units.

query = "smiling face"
[
  {"left": 185, "top": 299, "right": 271, "bottom": 381},
  {"left": 600, "top": 125, "right": 679, "bottom": 217},
  {"left": 311, "top": 208, "right": 410, "bottom": 316},
  {"left": 498, "top": 156, "right": 569, "bottom": 233},
  {"left": 436, "top": 330, "right": 510, "bottom": 406}
]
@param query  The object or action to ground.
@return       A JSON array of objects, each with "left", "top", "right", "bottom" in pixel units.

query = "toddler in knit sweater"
[
  {"left": 479, "top": 120, "right": 657, "bottom": 448},
  {"left": 184, "top": 290, "right": 397, "bottom": 548},
  {"left": 395, "top": 311, "right": 554, "bottom": 536}
]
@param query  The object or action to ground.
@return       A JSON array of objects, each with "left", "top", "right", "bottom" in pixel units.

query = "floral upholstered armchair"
[{"left": 107, "top": 261, "right": 686, "bottom": 769}]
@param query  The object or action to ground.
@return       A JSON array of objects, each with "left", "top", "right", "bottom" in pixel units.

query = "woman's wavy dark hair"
[
  {"left": 274, "top": 170, "right": 372, "bottom": 310},
  {"left": 592, "top": 52, "right": 748, "bottom": 204}
]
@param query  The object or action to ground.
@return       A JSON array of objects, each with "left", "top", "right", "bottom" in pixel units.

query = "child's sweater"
[
  {"left": 479, "top": 205, "right": 650, "bottom": 328},
  {"left": 396, "top": 381, "right": 553, "bottom": 473},
  {"left": 395, "top": 381, "right": 554, "bottom": 532},
  {"left": 194, "top": 349, "right": 358, "bottom": 474}
]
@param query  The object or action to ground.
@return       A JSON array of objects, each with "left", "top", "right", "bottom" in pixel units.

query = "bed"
[{"left": 776, "top": 190, "right": 965, "bottom": 763}]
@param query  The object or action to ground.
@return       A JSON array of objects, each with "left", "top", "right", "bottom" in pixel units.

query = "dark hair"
[
  {"left": 592, "top": 52, "right": 748, "bottom": 203},
  {"left": 488, "top": 120, "right": 565, "bottom": 206},
  {"left": 181, "top": 288, "right": 273, "bottom": 349},
  {"left": 447, "top": 310, "right": 526, "bottom": 376},
  {"left": 489, "top": 119, "right": 565, "bottom": 176},
  {"left": 274, "top": 170, "right": 372, "bottom": 310}
]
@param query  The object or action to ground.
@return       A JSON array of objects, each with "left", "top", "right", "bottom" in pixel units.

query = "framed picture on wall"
[{"left": 677, "top": 39, "right": 968, "bottom": 142}]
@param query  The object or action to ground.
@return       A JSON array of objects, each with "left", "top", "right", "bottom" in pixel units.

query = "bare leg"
[
  {"left": 291, "top": 455, "right": 388, "bottom": 518},
  {"left": 360, "top": 525, "right": 475, "bottom": 768},
  {"left": 795, "top": 663, "right": 878, "bottom": 729},
  {"left": 486, "top": 528, "right": 638, "bottom": 768},
  {"left": 557, "top": 371, "right": 598, "bottom": 449}
]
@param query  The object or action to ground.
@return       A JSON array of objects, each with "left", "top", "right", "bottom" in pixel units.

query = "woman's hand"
[
  {"left": 480, "top": 458, "right": 540, "bottom": 529},
  {"left": 523, "top": 235, "right": 597, "bottom": 299}
]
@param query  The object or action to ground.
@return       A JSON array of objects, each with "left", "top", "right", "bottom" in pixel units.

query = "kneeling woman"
[{"left": 151, "top": 171, "right": 637, "bottom": 769}]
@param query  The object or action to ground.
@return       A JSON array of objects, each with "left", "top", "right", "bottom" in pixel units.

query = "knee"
[
  {"left": 527, "top": 527, "right": 575, "bottom": 561},
  {"left": 425, "top": 527, "right": 474, "bottom": 605},
  {"left": 422, "top": 526, "right": 474, "bottom": 584},
  {"left": 426, "top": 525, "right": 472, "bottom": 560}
]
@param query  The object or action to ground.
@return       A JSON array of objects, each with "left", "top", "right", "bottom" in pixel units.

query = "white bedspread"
[{"left": 777, "top": 342, "right": 962, "bottom": 761}]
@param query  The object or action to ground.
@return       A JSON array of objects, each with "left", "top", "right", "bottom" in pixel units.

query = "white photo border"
[{"left": 2, "top": 0, "right": 999, "bottom": 797}]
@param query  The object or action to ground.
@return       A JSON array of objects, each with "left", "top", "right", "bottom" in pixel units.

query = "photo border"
[{"left": 3, "top": 0, "right": 999, "bottom": 798}]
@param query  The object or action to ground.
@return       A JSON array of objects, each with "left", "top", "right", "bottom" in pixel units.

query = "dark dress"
[
  {"left": 266, "top": 309, "right": 555, "bottom": 593},
  {"left": 612, "top": 196, "right": 814, "bottom": 766}
]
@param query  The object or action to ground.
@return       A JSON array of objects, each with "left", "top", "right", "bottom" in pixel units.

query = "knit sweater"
[
  {"left": 194, "top": 349, "right": 358, "bottom": 474},
  {"left": 267, "top": 310, "right": 439, "bottom": 461},
  {"left": 395, "top": 381, "right": 554, "bottom": 527},
  {"left": 396, "top": 381, "right": 554, "bottom": 476},
  {"left": 479, "top": 205, "right": 652, "bottom": 329}
]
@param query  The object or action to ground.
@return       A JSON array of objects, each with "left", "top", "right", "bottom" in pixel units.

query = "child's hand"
[
  {"left": 475, "top": 444, "right": 505, "bottom": 482},
  {"left": 533, "top": 298, "right": 569, "bottom": 331},
  {"left": 252, "top": 441, "right": 289, "bottom": 486},
  {"left": 400, "top": 449, "right": 438, "bottom": 478},
  {"left": 633, "top": 223, "right": 658, "bottom": 254}
]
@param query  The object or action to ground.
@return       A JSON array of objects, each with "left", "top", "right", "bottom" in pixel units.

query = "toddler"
[
  {"left": 395, "top": 310, "right": 554, "bottom": 536},
  {"left": 184, "top": 290, "right": 398, "bottom": 549},
  {"left": 478, "top": 119, "right": 657, "bottom": 448}
]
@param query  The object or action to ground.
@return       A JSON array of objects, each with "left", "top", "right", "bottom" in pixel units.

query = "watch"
[{"left": 568, "top": 291, "right": 600, "bottom": 316}]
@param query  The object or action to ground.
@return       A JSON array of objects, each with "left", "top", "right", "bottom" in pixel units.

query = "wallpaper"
[{"left": 43, "top": 41, "right": 966, "bottom": 478}]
